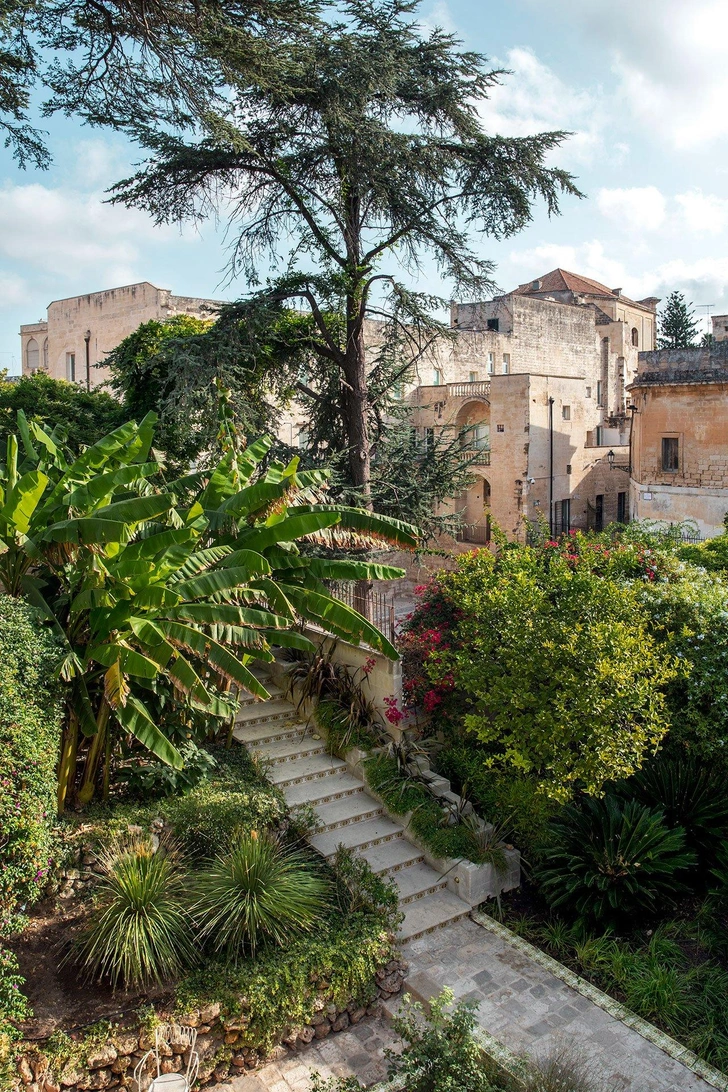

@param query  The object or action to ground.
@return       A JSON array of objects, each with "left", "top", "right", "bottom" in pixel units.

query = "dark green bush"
[
  {"left": 159, "top": 749, "right": 285, "bottom": 858},
  {"left": 0, "top": 596, "right": 62, "bottom": 924},
  {"left": 536, "top": 796, "right": 697, "bottom": 926},
  {"left": 0, "top": 373, "right": 126, "bottom": 453},
  {"left": 617, "top": 753, "right": 728, "bottom": 866}
]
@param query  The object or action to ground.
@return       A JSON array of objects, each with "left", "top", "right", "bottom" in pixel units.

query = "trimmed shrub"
[
  {"left": 74, "top": 835, "right": 196, "bottom": 989},
  {"left": 537, "top": 796, "right": 697, "bottom": 926},
  {"left": 0, "top": 596, "right": 62, "bottom": 925}
]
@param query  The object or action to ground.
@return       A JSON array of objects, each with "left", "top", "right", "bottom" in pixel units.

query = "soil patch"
[{"left": 7, "top": 897, "right": 171, "bottom": 1039}]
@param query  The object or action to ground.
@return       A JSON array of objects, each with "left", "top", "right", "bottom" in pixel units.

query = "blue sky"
[{"left": 2, "top": 0, "right": 728, "bottom": 371}]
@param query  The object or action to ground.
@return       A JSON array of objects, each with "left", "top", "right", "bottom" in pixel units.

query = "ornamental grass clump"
[
  {"left": 536, "top": 796, "right": 697, "bottom": 926},
  {"left": 75, "top": 834, "right": 196, "bottom": 989},
  {"left": 192, "top": 831, "right": 328, "bottom": 960}
]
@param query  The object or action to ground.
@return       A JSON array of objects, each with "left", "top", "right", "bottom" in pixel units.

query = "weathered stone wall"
[
  {"left": 12, "top": 960, "right": 408, "bottom": 1092},
  {"left": 20, "top": 283, "right": 223, "bottom": 390}
]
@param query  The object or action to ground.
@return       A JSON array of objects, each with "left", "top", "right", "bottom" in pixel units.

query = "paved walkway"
[
  {"left": 218, "top": 1016, "right": 397, "bottom": 1092},
  {"left": 221, "top": 916, "right": 722, "bottom": 1092},
  {"left": 404, "top": 916, "right": 717, "bottom": 1092}
]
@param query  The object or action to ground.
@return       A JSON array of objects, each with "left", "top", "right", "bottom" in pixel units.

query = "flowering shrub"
[{"left": 0, "top": 596, "right": 62, "bottom": 930}]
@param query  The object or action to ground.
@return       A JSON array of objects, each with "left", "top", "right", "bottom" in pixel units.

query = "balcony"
[
  {"left": 415, "top": 380, "right": 491, "bottom": 404},
  {"left": 459, "top": 445, "right": 491, "bottom": 466}
]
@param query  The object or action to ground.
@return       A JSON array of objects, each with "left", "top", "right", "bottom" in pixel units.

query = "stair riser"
[
  {"left": 402, "top": 910, "right": 470, "bottom": 944},
  {"left": 300, "top": 786, "right": 365, "bottom": 807},
  {"left": 235, "top": 726, "right": 310, "bottom": 747},
  {"left": 374, "top": 856, "right": 425, "bottom": 877},
  {"left": 399, "top": 882, "right": 449, "bottom": 906},
  {"left": 236, "top": 711, "right": 299, "bottom": 729},
  {"left": 273, "top": 768, "right": 347, "bottom": 788},
  {"left": 254, "top": 744, "right": 325, "bottom": 766},
  {"left": 321, "top": 830, "right": 401, "bottom": 859},
  {"left": 318, "top": 807, "right": 384, "bottom": 833}
]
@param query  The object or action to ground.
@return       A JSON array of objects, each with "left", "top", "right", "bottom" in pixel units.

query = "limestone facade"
[
  {"left": 628, "top": 342, "right": 728, "bottom": 536},
  {"left": 409, "top": 269, "right": 657, "bottom": 541},
  {"left": 19, "top": 282, "right": 223, "bottom": 390}
]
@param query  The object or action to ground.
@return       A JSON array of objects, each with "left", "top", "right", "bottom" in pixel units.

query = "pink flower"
[
  {"left": 384, "top": 696, "right": 405, "bottom": 725},
  {"left": 362, "top": 656, "right": 377, "bottom": 677}
]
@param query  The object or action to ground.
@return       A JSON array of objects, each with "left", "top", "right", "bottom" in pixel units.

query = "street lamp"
[{"left": 607, "top": 449, "right": 631, "bottom": 473}]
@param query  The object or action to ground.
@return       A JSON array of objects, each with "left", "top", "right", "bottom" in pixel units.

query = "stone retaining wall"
[{"left": 12, "top": 958, "right": 408, "bottom": 1092}]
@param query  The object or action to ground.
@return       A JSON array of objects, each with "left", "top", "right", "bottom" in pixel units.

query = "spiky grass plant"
[
  {"left": 74, "top": 835, "right": 196, "bottom": 989},
  {"left": 192, "top": 831, "right": 328, "bottom": 960}
]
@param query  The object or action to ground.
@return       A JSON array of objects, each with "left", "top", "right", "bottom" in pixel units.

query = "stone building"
[
  {"left": 409, "top": 269, "right": 659, "bottom": 542},
  {"left": 628, "top": 341, "right": 728, "bottom": 536},
  {"left": 20, "top": 282, "right": 223, "bottom": 390}
]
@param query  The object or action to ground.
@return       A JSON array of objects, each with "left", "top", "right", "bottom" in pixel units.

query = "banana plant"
[{"left": 0, "top": 412, "right": 416, "bottom": 810}]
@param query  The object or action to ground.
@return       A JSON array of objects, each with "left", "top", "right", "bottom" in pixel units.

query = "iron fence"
[
  {"left": 328, "top": 581, "right": 397, "bottom": 644},
  {"left": 455, "top": 523, "right": 491, "bottom": 545}
]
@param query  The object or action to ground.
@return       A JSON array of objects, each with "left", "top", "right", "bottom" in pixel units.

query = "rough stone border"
[{"left": 471, "top": 909, "right": 728, "bottom": 1092}]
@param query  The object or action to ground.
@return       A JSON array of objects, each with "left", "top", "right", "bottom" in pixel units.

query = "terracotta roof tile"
[{"left": 514, "top": 268, "right": 640, "bottom": 306}]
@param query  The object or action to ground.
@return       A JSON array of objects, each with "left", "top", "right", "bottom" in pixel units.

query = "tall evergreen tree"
[
  {"left": 108, "top": 0, "right": 580, "bottom": 502},
  {"left": 657, "top": 291, "right": 700, "bottom": 350}
]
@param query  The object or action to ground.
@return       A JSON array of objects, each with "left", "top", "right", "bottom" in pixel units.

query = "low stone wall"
[{"left": 11, "top": 958, "right": 408, "bottom": 1092}]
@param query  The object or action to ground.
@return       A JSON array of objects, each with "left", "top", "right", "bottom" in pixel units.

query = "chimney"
[{"left": 611, "top": 288, "right": 622, "bottom": 297}]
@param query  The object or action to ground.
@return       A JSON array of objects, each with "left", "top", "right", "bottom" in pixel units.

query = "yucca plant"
[
  {"left": 191, "top": 831, "right": 328, "bottom": 959},
  {"left": 536, "top": 796, "right": 697, "bottom": 926},
  {"left": 74, "top": 835, "right": 195, "bottom": 989}
]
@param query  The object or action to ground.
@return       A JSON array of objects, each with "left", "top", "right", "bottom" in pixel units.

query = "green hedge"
[{"left": 0, "top": 596, "right": 62, "bottom": 927}]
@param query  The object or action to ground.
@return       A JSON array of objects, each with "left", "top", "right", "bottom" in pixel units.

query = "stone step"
[
  {"left": 283, "top": 773, "right": 367, "bottom": 808},
  {"left": 398, "top": 889, "right": 471, "bottom": 943},
  {"left": 235, "top": 698, "right": 299, "bottom": 728},
  {"left": 392, "top": 862, "right": 449, "bottom": 904},
  {"left": 239, "top": 683, "right": 285, "bottom": 705},
  {"left": 233, "top": 720, "right": 310, "bottom": 748},
  {"left": 313, "top": 794, "right": 384, "bottom": 832},
  {"left": 252, "top": 735, "right": 325, "bottom": 765},
  {"left": 267, "top": 752, "right": 347, "bottom": 787},
  {"left": 309, "top": 815, "right": 404, "bottom": 859},
  {"left": 360, "top": 837, "right": 424, "bottom": 875}
]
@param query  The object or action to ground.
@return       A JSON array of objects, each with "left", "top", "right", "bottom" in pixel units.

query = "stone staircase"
[{"left": 233, "top": 673, "right": 472, "bottom": 943}]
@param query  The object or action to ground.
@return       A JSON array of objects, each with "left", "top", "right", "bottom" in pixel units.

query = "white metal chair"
[{"left": 134, "top": 1024, "right": 199, "bottom": 1092}]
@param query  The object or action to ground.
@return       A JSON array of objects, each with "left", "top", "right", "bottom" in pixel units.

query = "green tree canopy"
[
  {"left": 107, "top": 0, "right": 579, "bottom": 500},
  {"left": 423, "top": 548, "right": 677, "bottom": 801},
  {"left": 0, "top": 372, "right": 126, "bottom": 452},
  {"left": 105, "top": 308, "right": 305, "bottom": 471},
  {"left": 657, "top": 290, "right": 700, "bottom": 350}
]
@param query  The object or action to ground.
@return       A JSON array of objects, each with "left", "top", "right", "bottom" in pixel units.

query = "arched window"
[
  {"left": 42, "top": 339, "right": 48, "bottom": 369},
  {"left": 631, "top": 327, "right": 639, "bottom": 347},
  {"left": 26, "top": 338, "right": 39, "bottom": 371}
]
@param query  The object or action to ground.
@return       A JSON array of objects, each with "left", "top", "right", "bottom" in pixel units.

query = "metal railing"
[
  {"left": 328, "top": 582, "right": 397, "bottom": 644},
  {"left": 456, "top": 523, "right": 491, "bottom": 545}
]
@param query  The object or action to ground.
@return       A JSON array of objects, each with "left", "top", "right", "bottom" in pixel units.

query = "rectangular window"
[
  {"left": 297, "top": 428, "right": 309, "bottom": 450},
  {"left": 595, "top": 494, "right": 604, "bottom": 532},
  {"left": 595, "top": 425, "right": 603, "bottom": 446},
  {"left": 560, "top": 498, "right": 571, "bottom": 532},
  {"left": 566, "top": 464, "right": 572, "bottom": 475},
  {"left": 469, "top": 371, "right": 478, "bottom": 383},
  {"left": 502, "top": 353, "right": 510, "bottom": 374},
  {"left": 487, "top": 353, "right": 494, "bottom": 375},
  {"left": 433, "top": 369, "right": 442, "bottom": 386},
  {"left": 425, "top": 427, "right": 435, "bottom": 452},
  {"left": 662, "top": 436, "right": 679, "bottom": 472},
  {"left": 562, "top": 405, "right": 571, "bottom": 421},
  {"left": 585, "top": 386, "right": 592, "bottom": 398},
  {"left": 487, "top": 318, "right": 499, "bottom": 332},
  {"left": 496, "top": 423, "right": 505, "bottom": 433},
  {"left": 596, "top": 380, "right": 603, "bottom": 406},
  {"left": 66, "top": 352, "right": 76, "bottom": 382},
  {"left": 617, "top": 491, "right": 627, "bottom": 523}
]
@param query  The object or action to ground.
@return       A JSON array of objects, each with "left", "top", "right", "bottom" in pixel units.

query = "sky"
[{"left": 2, "top": 0, "right": 728, "bottom": 371}]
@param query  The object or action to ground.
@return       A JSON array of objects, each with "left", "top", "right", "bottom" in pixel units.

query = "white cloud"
[
  {"left": 596, "top": 187, "right": 667, "bottom": 233},
  {"left": 674, "top": 191, "right": 728, "bottom": 235},
  {"left": 0, "top": 273, "right": 30, "bottom": 311},
  {"left": 476, "top": 47, "right": 610, "bottom": 167},
  {"left": 507, "top": 240, "right": 629, "bottom": 293},
  {"left": 0, "top": 182, "right": 193, "bottom": 288},
  {"left": 541, "top": 0, "right": 728, "bottom": 149}
]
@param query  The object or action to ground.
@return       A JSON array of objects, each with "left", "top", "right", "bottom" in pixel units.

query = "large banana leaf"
[
  {"left": 0, "top": 470, "right": 49, "bottom": 535},
  {"left": 115, "top": 694, "right": 184, "bottom": 769}
]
